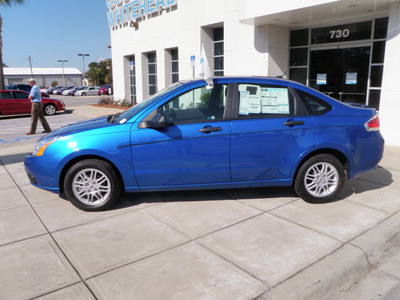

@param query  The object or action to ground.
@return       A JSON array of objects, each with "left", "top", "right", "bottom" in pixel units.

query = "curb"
[{"left": 256, "top": 211, "right": 400, "bottom": 299}]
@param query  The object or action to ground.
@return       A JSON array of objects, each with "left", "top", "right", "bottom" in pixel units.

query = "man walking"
[{"left": 26, "top": 78, "right": 52, "bottom": 135}]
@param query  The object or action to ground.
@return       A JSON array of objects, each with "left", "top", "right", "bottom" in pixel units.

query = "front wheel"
[
  {"left": 43, "top": 104, "right": 56, "bottom": 116},
  {"left": 295, "top": 154, "right": 345, "bottom": 203},
  {"left": 64, "top": 159, "right": 122, "bottom": 211},
  {"left": 81, "top": 92, "right": 86, "bottom": 96}
]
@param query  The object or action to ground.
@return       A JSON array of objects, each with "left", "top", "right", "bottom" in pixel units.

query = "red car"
[
  {"left": 0, "top": 90, "right": 65, "bottom": 116},
  {"left": 98, "top": 85, "right": 113, "bottom": 95}
]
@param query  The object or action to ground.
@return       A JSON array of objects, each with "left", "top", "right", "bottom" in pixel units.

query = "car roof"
[
  {"left": 0, "top": 89, "right": 28, "bottom": 93},
  {"left": 179, "top": 76, "right": 303, "bottom": 86}
]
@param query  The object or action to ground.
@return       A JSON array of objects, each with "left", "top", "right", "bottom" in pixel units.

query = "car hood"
[{"left": 44, "top": 116, "right": 113, "bottom": 138}]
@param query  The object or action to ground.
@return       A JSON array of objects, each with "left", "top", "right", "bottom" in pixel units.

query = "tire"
[
  {"left": 43, "top": 104, "right": 57, "bottom": 116},
  {"left": 294, "top": 154, "right": 345, "bottom": 203},
  {"left": 64, "top": 159, "right": 122, "bottom": 211},
  {"left": 81, "top": 92, "right": 86, "bottom": 96}
]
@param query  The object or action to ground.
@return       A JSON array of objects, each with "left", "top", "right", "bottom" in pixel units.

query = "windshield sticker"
[{"left": 119, "top": 118, "right": 127, "bottom": 124}]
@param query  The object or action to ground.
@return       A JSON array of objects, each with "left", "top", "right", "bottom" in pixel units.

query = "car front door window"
[{"left": 156, "top": 84, "right": 227, "bottom": 124}]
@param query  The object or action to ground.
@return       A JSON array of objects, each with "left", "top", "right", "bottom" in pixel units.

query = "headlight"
[{"left": 32, "top": 138, "right": 57, "bottom": 157}]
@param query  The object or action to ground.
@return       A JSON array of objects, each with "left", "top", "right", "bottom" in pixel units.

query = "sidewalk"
[{"left": 0, "top": 127, "right": 399, "bottom": 298}]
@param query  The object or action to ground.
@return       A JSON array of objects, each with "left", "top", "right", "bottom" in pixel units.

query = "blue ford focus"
[{"left": 24, "top": 77, "right": 384, "bottom": 211}]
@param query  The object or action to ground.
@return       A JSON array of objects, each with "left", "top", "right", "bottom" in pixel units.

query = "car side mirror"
[{"left": 138, "top": 113, "right": 167, "bottom": 129}]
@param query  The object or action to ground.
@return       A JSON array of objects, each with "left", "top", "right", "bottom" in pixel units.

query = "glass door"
[{"left": 309, "top": 45, "right": 371, "bottom": 104}]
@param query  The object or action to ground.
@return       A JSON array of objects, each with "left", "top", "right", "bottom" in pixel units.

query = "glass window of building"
[
  {"left": 213, "top": 27, "right": 224, "bottom": 76},
  {"left": 289, "top": 17, "right": 388, "bottom": 110},
  {"left": 129, "top": 56, "right": 137, "bottom": 105},
  {"left": 147, "top": 52, "right": 157, "bottom": 96},
  {"left": 171, "top": 48, "right": 179, "bottom": 83}
]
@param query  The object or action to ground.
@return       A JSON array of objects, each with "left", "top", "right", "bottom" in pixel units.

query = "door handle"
[
  {"left": 283, "top": 120, "right": 304, "bottom": 127},
  {"left": 199, "top": 126, "right": 222, "bottom": 133}
]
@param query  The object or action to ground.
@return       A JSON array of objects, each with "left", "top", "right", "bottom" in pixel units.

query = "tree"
[
  {"left": 0, "top": 0, "right": 24, "bottom": 90},
  {"left": 86, "top": 59, "right": 112, "bottom": 86},
  {"left": 2, "top": 62, "right": 8, "bottom": 67}
]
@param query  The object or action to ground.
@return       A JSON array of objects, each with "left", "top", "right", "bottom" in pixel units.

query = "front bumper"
[{"left": 24, "top": 155, "right": 60, "bottom": 194}]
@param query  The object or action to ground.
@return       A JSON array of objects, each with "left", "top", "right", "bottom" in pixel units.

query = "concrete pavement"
[{"left": 0, "top": 105, "right": 399, "bottom": 299}]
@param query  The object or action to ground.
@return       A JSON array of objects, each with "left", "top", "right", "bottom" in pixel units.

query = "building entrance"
[{"left": 309, "top": 46, "right": 370, "bottom": 105}]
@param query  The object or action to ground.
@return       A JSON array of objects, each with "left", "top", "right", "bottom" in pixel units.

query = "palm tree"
[{"left": 0, "top": 0, "right": 24, "bottom": 90}]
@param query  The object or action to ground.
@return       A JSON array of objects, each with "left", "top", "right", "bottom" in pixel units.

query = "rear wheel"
[
  {"left": 43, "top": 104, "right": 56, "bottom": 116},
  {"left": 64, "top": 159, "right": 122, "bottom": 211},
  {"left": 295, "top": 154, "right": 345, "bottom": 203},
  {"left": 81, "top": 92, "right": 86, "bottom": 96}
]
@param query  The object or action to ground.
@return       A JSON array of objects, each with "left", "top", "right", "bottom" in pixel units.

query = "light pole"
[
  {"left": 57, "top": 60, "right": 68, "bottom": 86},
  {"left": 78, "top": 54, "right": 90, "bottom": 86}
]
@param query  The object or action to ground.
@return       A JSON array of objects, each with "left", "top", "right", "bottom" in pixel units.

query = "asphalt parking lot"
[{"left": 0, "top": 105, "right": 399, "bottom": 299}]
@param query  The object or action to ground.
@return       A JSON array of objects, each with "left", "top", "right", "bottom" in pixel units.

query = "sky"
[{"left": 1, "top": 0, "right": 111, "bottom": 73}]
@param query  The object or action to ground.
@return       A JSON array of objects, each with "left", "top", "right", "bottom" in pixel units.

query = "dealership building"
[{"left": 108, "top": 0, "right": 400, "bottom": 146}]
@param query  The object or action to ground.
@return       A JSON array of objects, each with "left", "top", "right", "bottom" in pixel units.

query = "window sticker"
[
  {"left": 345, "top": 72, "right": 357, "bottom": 85},
  {"left": 239, "top": 91, "right": 250, "bottom": 115},
  {"left": 248, "top": 95, "right": 261, "bottom": 114},
  {"left": 317, "top": 73, "right": 327, "bottom": 85},
  {"left": 261, "top": 88, "right": 290, "bottom": 114}
]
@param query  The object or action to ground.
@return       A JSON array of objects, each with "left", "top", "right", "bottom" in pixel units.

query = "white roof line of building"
[{"left": 3, "top": 67, "right": 82, "bottom": 76}]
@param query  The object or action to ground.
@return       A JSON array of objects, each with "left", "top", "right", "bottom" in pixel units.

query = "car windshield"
[{"left": 113, "top": 82, "right": 183, "bottom": 124}]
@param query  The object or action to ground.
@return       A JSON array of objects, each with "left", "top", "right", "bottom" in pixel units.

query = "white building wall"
[
  {"left": 111, "top": 0, "right": 286, "bottom": 102},
  {"left": 109, "top": 0, "right": 399, "bottom": 145},
  {"left": 239, "top": 0, "right": 339, "bottom": 21},
  {"left": 380, "top": 1, "right": 400, "bottom": 146}
]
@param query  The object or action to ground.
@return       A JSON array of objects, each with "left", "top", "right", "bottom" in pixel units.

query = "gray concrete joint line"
[
  {"left": 1, "top": 164, "right": 99, "bottom": 300},
  {"left": 143, "top": 208, "right": 269, "bottom": 290},
  {"left": 343, "top": 198, "right": 395, "bottom": 215},
  {"left": 29, "top": 281, "right": 84, "bottom": 300},
  {"left": 196, "top": 241, "right": 270, "bottom": 292},
  {"left": 267, "top": 211, "right": 345, "bottom": 244}
]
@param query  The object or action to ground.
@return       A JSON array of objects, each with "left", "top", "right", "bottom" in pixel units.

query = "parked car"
[
  {"left": 52, "top": 87, "right": 65, "bottom": 95},
  {"left": 47, "top": 86, "right": 62, "bottom": 95},
  {"left": 62, "top": 86, "right": 77, "bottom": 95},
  {"left": 98, "top": 85, "right": 113, "bottom": 95},
  {"left": 68, "top": 87, "right": 85, "bottom": 96},
  {"left": 75, "top": 86, "right": 100, "bottom": 96},
  {"left": 0, "top": 90, "right": 65, "bottom": 116},
  {"left": 57, "top": 86, "right": 75, "bottom": 95},
  {"left": 24, "top": 77, "right": 384, "bottom": 211}
]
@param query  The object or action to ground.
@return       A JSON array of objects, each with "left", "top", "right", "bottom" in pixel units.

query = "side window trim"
[{"left": 289, "top": 87, "right": 309, "bottom": 116}]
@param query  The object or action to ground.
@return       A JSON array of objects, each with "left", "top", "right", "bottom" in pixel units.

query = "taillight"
[{"left": 365, "top": 114, "right": 380, "bottom": 131}]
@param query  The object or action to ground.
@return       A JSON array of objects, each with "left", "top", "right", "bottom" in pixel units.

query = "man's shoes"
[
  {"left": 26, "top": 132, "right": 35, "bottom": 135},
  {"left": 42, "top": 130, "right": 52, "bottom": 133}
]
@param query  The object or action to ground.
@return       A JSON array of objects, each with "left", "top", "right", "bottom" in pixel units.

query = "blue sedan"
[{"left": 24, "top": 77, "right": 384, "bottom": 211}]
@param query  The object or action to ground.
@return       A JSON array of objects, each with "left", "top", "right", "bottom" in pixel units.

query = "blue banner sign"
[{"left": 107, "top": 0, "right": 177, "bottom": 28}]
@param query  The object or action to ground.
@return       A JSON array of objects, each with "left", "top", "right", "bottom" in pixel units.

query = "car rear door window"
[
  {"left": 295, "top": 89, "right": 332, "bottom": 115},
  {"left": 13, "top": 91, "right": 29, "bottom": 99},
  {"left": 0, "top": 92, "right": 13, "bottom": 99},
  {"left": 237, "top": 84, "right": 295, "bottom": 118},
  {"left": 157, "top": 84, "right": 228, "bottom": 124}
]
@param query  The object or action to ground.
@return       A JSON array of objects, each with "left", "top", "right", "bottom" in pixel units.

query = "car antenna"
[{"left": 276, "top": 63, "right": 296, "bottom": 78}]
